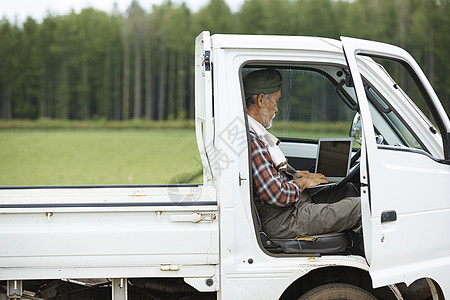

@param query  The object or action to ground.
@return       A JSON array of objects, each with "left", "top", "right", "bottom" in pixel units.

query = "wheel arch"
[
  {"left": 279, "top": 266, "right": 387, "bottom": 300},
  {"left": 279, "top": 266, "right": 446, "bottom": 300}
]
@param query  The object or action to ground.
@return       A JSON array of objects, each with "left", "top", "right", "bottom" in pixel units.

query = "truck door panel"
[{"left": 342, "top": 36, "right": 450, "bottom": 292}]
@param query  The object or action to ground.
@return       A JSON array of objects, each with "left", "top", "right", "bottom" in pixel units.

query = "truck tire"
[{"left": 298, "top": 283, "right": 377, "bottom": 300}]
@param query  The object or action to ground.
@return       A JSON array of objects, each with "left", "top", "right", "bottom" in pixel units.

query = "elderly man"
[{"left": 245, "top": 68, "right": 361, "bottom": 239}]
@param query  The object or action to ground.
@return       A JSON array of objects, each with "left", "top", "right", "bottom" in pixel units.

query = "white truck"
[{"left": 1, "top": 31, "right": 449, "bottom": 300}]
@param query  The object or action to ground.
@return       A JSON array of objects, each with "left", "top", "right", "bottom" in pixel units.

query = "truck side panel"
[{"left": 0, "top": 185, "right": 218, "bottom": 280}]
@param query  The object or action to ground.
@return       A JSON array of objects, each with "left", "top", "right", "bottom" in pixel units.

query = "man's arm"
[{"left": 250, "top": 135, "right": 300, "bottom": 208}]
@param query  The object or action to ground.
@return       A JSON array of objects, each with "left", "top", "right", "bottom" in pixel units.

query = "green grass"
[
  {"left": 0, "top": 128, "right": 202, "bottom": 186},
  {"left": 0, "top": 118, "right": 195, "bottom": 130},
  {"left": 0, "top": 119, "right": 353, "bottom": 186}
]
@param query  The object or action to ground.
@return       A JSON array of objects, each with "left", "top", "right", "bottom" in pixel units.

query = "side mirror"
[{"left": 350, "top": 112, "right": 362, "bottom": 144}]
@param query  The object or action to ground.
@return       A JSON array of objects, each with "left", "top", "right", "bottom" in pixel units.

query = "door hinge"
[{"left": 203, "top": 51, "right": 211, "bottom": 71}]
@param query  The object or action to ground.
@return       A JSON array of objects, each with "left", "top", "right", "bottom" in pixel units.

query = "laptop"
[{"left": 308, "top": 137, "right": 353, "bottom": 189}]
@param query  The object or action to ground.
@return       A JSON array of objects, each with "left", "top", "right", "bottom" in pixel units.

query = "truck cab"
[{"left": 196, "top": 31, "right": 450, "bottom": 299}]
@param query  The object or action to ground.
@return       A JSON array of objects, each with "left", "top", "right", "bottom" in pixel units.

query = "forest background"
[
  {"left": 1, "top": 0, "right": 449, "bottom": 185},
  {"left": 1, "top": 0, "right": 449, "bottom": 122}
]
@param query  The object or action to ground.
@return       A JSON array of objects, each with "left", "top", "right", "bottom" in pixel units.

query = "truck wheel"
[{"left": 298, "top": 283, "right": 377, "bottom": 300}]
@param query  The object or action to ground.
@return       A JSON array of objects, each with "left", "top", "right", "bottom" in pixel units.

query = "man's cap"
[{"left": 243, "top": 68, "right": 282, "bottom": 98}]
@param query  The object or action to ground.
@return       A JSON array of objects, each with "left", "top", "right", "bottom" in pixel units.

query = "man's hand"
[
  {"left": 294, "top": 173, "right": 328, "bottom": 192},
  {"left": 296, "top": 170, "right": 311, "bottom": 178}
]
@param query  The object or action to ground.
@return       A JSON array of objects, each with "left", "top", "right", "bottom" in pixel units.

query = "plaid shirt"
[{"left": 250, "top": 132, "right": 300, "bottom": 207}]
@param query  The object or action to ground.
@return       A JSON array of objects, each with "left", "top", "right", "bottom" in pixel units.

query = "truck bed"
[{"left": 0, "top": 184, "right": 218, "bottom": 280}]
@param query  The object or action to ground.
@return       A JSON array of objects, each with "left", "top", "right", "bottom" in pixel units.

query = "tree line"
[{"left": 0, "top": 0, "right": 449, "bottom": 121}]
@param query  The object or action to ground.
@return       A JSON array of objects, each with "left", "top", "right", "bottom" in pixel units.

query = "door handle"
[{"left": 381, "top": 210, "right": 397, "bottom": 223}]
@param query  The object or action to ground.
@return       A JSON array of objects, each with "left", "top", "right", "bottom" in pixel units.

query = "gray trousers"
[{"left": 255, "top": 183, "right": 361, "bottom": 239}]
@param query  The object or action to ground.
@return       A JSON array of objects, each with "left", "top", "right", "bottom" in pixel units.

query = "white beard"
[
  {"left": 262, "top": 99, "right": 276, "bottom": 129},
  {"left": 263, "top": 113, "right": 276, "bottom": 129}
]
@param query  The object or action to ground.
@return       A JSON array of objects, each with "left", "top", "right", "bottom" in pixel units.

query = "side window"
[
  {"left": 366, "top": 86, "right": 425, "bottom": 150},
  {"left": 372, "top": 58, "right": 438, "bottom": 129},
  {"left": 243, "top": 67, "right": 356, "bottom": 140},
  {"left": 359, "top": 56, "right": 439, "bottom": 154}
]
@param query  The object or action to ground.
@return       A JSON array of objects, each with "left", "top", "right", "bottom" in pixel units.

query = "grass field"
[
  {"left": 0, "top": 119, "right": 352, "bottom": 186},
  {"left": 0, "top": 128, "right": 202, "bottom": 186}
]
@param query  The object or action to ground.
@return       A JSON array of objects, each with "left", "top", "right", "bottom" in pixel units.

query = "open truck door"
[{"left": 341, "top": 36, "right": 450, "bottom": 293}]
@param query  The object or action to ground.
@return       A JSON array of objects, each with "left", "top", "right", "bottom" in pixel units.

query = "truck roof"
[{"left": 210, "top": 34, "right": 343, "bottom": 53}]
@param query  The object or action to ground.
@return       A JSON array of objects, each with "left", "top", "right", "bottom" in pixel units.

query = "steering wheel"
[{"left": 333, "top": 148, "right": 361, "bottom": 190}]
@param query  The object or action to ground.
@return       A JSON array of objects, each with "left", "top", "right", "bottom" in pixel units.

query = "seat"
[
  {"left": 254, "top": 203, "right": 351, "bottom": 255},
  {"left": 265, "top": 232, "right": 350, "bottom": 254}
]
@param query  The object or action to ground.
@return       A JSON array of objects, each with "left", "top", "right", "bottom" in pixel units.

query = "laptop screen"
[{"left": 314, "top": 138, "right": 353, "bottom": 181}]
